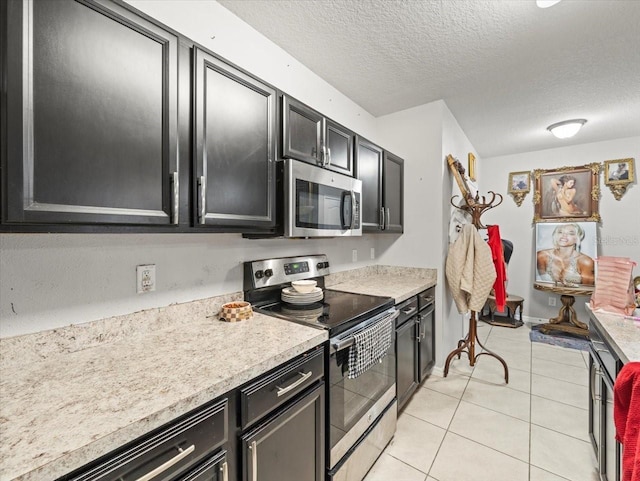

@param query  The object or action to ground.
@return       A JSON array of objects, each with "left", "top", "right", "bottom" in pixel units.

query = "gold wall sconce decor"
[
  {"left": 603, "top": 158, "right": 635, "bottom": 200},
  {"left": 507, "top": 171, "right": 531, "bottom": 206}
]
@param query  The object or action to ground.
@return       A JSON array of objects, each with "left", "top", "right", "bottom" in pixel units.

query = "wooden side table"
[
  {"left": 533, "top": 283, "right": 591, "bottom": 338},
  {"left": 480, "top": 294, "right": 525, "bottom": 328}
]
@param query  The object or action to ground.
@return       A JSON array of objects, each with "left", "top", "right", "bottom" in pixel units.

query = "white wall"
[
  {"left": 480, "top": 136, "right": 640, "bottom": 323},
  {"left": 375, "top": 101, "right": 484, "bottom": 368}
]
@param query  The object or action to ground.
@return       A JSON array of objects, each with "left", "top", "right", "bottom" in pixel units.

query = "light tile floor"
[{"left": 364, "top": 321, "right": 599, "bottom": 481}]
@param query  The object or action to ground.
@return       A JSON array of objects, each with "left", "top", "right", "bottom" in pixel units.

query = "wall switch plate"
[
  {"left": 370, "top": 247, "right": 375, "bottom": 260},
  {"left": 137, "top": 264, "right": 156, "bottom": 293},
  {"left": 548, "top": 296, "right": 556, "bottom": 307},
  {"left": 352, "top": 249, "right": 357, "bottom": 262}
]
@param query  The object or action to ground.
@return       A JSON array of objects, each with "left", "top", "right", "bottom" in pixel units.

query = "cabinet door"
[
  {"left": 282, "top": 96, "right": 323, "bottom": 166},
  {"left": 242, "top": 384, "right": 324, "bottom": 481},
  {"left": 324, "top": 119, "right": 354, "bottom": 177},
  {"left": 418, "top": 306, "right": 435, "bottom": 381},
  {"left": 4, "top": 0, "right": 179, "bottom": 225},
  {"left": 194, "top": 48, "right": 276, "bottom": 228},
  {"left": 603, "top": 377, "right": 620, "bottom": 481},
  {"left": 355, "top": 136, "right": 383, "bottom": 232},
  {"left": 382, "top": 152, "right": 404, "bottom": 233},
  {"left": 396, "top": 318, "right": 418, "bottom": 411}
]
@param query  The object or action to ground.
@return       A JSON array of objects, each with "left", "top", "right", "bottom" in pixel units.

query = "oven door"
[
  {"left": 328, "top": 309, "right": 398, "bottom": 469},
  {"left": 284, "top": 159, "right": 362, "bottom": 237}
]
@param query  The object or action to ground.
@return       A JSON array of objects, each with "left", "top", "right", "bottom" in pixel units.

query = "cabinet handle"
[
  {"left": 380, "top": 207, "right": 385, "bottom": 230},
  {"left": 401, "top": 306, "right": 417, "bottom": 317},
  {"left": 198, "top": 175, "right": 206, "bottom": 224},
  {"left": 171, "top": 171, "right": 179, "bottom": 225},
  {"left": 249, "top": 441, "right": 258, "bottom": 481},
  {"left": 135, "top": 444, "right": 195, "bottom": 481},
  {"left": 276, "top": 370, "right": 312, "bottom": 397},
  {"left": 385, "top": 207, "right": 390, "bottom": 229},
  {"left": 220, "top": 461, "right": 228, "bottom": 481},
  {"left": 326, "top": 147, "right": 332, "bottom": 166}
]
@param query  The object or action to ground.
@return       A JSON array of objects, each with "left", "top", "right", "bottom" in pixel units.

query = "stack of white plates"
[{"left": 281, "top": 286, "right": 324, "bottom": 304}]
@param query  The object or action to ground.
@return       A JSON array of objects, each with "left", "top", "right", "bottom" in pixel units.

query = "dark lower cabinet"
[
  {"left": 417, "top": 304, "right": 435, "bottom": 379},
  {"left": 588, "top": 315, "right": 622, "bottom": 481},
  {"left": 3, "top": 0, "right": 180, "bottom": 226},
  {"left": 241, "top": 384, "right": 325, "bottom": 481},
  {"left": 396, "top": 311, "right": 419, "bottom": 409},
  {"left": 193, "top": 47, "right": 276, "bottom": 228},
  {"left": 396, "top": 287, "right": 436, "bottom": 411}
]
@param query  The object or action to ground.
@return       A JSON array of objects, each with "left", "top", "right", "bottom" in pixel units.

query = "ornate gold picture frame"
[
  {"left": 446, "top": 154, "right": 472, "bottom": 201},
  {"left": 508, "top": 171, "right": 530, "bottom": 206},
  {"left": 468, "top": 153, "right": 476, "bottom": 182},
  {"left": 603, "top": 158, "right": 634, "bottom": 200},
  {"left": 533, "top": 163, "right": 600, "bottom": 223}
]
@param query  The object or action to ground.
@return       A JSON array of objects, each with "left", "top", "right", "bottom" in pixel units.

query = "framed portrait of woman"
[
  {"left": 535, "top": 222, "right": 598, "bottom": 291},
  {"left": 532, "top": 163, "right": 600, "bottom": 223}
]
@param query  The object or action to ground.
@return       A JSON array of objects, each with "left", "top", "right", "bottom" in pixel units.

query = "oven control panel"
[
  {"left": 243, "top": 255, "right": 330, "bottom": 290},
  {"left": 284, "top": 261, "right": 309, "bottom": 276}
]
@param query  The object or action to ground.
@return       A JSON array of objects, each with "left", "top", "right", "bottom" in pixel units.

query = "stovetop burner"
[
  {"left": 255, "top": 289, "right": 394, "bottom": 335},
  {"left": 244, "top": 254, "right": 394, "bottom": 336}
]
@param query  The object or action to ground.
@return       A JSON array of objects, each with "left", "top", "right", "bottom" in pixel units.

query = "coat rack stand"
[{"left": 444, "top": 191, "right": 510, "bottom": 383}]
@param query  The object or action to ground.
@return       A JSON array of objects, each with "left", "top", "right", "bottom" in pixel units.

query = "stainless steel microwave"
[{"left": 283, "top": 159, "right": 361, "bottom": 238}]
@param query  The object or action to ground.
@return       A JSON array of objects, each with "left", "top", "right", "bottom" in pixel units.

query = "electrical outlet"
[
  {"left": 352, "top": 249, "right": 358, "bottom": 262},
  {"left": 137, "top": 264, "right": 156, "bottom": 293},
  {"left": 370, "top": 247, "right": 375, "bottom": 260},
  {"left": 548, "top": 296, "right": 556, "bottom": 307}
]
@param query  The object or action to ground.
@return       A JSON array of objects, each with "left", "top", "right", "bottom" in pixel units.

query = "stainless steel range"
[{"left": 243, "top": 254, "right": 398, "bottom": 481}]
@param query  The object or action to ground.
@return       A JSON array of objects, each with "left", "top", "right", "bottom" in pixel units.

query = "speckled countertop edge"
[
  {"left": 587, "top": 305, "right": 640, "bottom": 363},
  {"left": 0, "top": 299, "right": 327, "bottom": 481},
  {"left": 327, "top": 265, "right": 437, "bottom": 304}
]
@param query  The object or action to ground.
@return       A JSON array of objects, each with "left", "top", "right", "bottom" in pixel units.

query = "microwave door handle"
[
  {"left": 350, "top": 190, "right": 356, "bottom": 229},
  {"left": 341, "top": 191, "right": 351, "bottom": 230}
]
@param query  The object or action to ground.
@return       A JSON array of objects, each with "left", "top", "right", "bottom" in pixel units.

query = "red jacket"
[{"left": 615, "top": 362, "right": 640, "bottom": 481}]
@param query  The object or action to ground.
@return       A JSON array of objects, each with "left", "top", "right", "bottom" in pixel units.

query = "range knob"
[
  {"left": 264, "top": 269, "right": 274, "bottom": 278},
  {"left": 254, "top": 270, "right": 264, "bottom": 279},
  {"left": 317, "top": 262, "right": 324, "bottom": 269}
]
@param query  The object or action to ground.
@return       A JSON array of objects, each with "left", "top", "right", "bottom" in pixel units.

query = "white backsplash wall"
[
  {"left": 480, "top": 136, "right": 640, "bottom": 323},
  {"left": 0, "top": 234, "right": 379, "bottom": 338}
]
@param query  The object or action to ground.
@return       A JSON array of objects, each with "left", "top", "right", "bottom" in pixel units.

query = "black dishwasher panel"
[
  {"left": 240, "top": 347, "right": 324, "bottom": 429},
  {"left": 62, "top": 397, "right": 229, "bottom": 481}
]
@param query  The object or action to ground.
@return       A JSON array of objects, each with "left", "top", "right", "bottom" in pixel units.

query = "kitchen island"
[{"left": 0, "top": 294, "right": 327, "bottom": 481}]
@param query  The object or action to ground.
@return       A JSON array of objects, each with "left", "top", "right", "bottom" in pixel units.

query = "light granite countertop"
[
  {"left": 327, "top": 265, "right": 437, "bottom": 304},
  {"left": 587, "top": 305, "right": 640, "bottom": 364},
  {"left": 0, "top": 295, "right": 327, "bottom": 481}
]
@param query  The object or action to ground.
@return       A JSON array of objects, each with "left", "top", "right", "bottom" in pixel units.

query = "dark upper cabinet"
[
  {"left": 282, "top": 96, "right": 354, "bottom": 177},
  {"left": 193, "top": 47, "right": 276, "bottom": 228},
  {"left": 355, "top": 136, "right": 404, "bottom": 233},
  {"left": 383, "top": 151, "right": 404, "bottom": 233},
  {"left": 355, "top": 136, "right": 383, "bottom": 231},
  {"left": 3, "top": 0, "right": 180, "bottom": 226}
]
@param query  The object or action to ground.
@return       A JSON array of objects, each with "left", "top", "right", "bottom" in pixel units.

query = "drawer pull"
[
  {"left": 221, "top": 461, "right": 228, "bottom": 481},
  {"left": 276, "top": 371, "right": 312, "bottom": 397},
  {"left": 401, "top": 306, "right": 417, "bottom": 316},
  {"left": 135, "top": 444, "right": 195, "bottom": 481}
]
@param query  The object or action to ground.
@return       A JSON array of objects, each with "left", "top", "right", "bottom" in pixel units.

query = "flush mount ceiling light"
[
  {"left": 536, "top": 0, "right": 562, "bottom": 8},
  {"left": 547, "top": 119, "right": 587, "bottom": 139}
]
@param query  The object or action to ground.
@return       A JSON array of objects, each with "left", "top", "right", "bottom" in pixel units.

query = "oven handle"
[{"left": 330, "top": 308, "right": 399, "bottom": 352}]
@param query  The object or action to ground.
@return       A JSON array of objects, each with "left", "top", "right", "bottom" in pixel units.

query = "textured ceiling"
[{"left": 217, "top": 0, "right": 640, "bottom": 158}]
